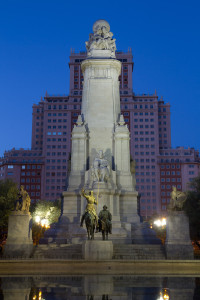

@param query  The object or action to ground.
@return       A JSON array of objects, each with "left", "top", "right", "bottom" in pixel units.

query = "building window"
[{"left": 7, "top": 172, "right": 13, "bottom": 175}]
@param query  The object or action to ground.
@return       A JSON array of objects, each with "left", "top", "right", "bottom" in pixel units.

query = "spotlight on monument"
[
  {"left": 154, "top": 217, "right": 166, "bottom": 228},
  {"left": 33, "top": 290, "right": 45, "bottom": 300},
  {"left": 41, "top": 219, "right": 49, "bottom": 228},
  {"left": 39, "top": 290, "right": 44, "bottom": 300},
  {"left": 35, "top": 216, "right": 40, "bottom": 224},
  {"left": 35, "top": 215, "right": 50, "bottom": 228},
  {"left": 157, "top": 288, "right": 170, "bottom": 300}
]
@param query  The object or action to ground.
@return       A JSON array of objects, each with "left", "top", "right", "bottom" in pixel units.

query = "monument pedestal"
[
  {"left": 82, "top": 240, "right": 113, "bottom": 260},
  {"left": 165, "top": 211, "right": 194, "bottom": 259},
  {"left": 4, "top": 212, "right": 33, "bottom": 258}
]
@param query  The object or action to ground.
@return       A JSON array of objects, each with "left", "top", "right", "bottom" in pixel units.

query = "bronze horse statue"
[{"left": 84, "top": 211, "right": 95, "bottom": 240}]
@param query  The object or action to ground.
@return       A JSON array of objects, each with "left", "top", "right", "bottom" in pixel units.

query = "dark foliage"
[
  {"left": 183, "top": 176, "right": 200, "bottom": 240},
  {"left": 0, "top": 179, "right": 18, "bottom": 230}
]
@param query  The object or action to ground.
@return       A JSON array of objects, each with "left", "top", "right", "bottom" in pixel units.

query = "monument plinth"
[
  {"left": 165, "top": 211, "right": 194, "bottom": 259},
  {"left": 82, "top": 240, "right": 113, "bottom": 260},
  {"left": 165, "top": 188, "right": 194, "bottom": 259},
  {"left": 4, "top": 186, "right": 33, "bottom": 258},
  {"left": 4, "top": 211, "right": 33, "bottom": 258}
]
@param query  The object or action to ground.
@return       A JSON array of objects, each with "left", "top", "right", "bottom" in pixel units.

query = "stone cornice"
[{"left": 81, "top": 59, "right": 121, "bottom": 75}]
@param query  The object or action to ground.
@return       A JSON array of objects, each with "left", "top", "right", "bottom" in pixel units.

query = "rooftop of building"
[
  {"left": 33, "top": 92, "right": 170, "bottom": 104},
  {"left": 69, "top": 49, "right": 133, "bottom": 64},
  {"left": 0, "top": 148, "right": 44, "bottom": 161},
  {"left": 70, "top": 49, "right": 133, "bottom": 56}
]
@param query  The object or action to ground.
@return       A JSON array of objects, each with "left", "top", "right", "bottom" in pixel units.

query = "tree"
[
  {"left": 0, "top": 179, "right": 18, "bottom": 231},
  {"left": 183, "top": 175, "right": 200, "bottom": 240},
  {"left": 30, "top": 199, "right": 61, "bottom": 225},
  {"left": 30, "top": 199, "right": 61, "bottom": 244}
]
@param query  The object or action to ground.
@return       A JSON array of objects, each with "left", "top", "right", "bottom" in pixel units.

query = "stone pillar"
[
  {"left": 60, "top": 117, "right": 88, "bottom": 242},
  {"left": 165, "top": 211, "right": 194, "bottom": 259},
  {"left": 81, "top": 58, "right": 121, "bottom": 167},
  {"left": 114, "top": 120, "right": 135, "bottom": 191},
  {"left": 67, "top": 117, "right": 88, "bottom": 191},
  {"left": 4, "top": 211, "right": 33, "bottom": 258},
  {"left": 114, "top": 116, "right": 140, "bottom": 228}
]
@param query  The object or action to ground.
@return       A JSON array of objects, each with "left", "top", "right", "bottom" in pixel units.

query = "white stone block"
[
  {"left": 4, "top": 212, "right": 33, "bottom": 258},
  {"left": 165, "top": 211, "right": 194, "bottom": 259},
  {"left": 82, "top": 240, "right": 113, "bottom": 260}
]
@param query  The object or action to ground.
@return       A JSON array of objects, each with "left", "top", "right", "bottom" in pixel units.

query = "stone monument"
[
  {"left": 4, "top": 186, "right": 33, "bottom": 258},
  {"left": 165, "top": 187, "right": 194, "bottom": 259},
  {"left": 54, "top": 19, "right": 140, "bottom": 245}
]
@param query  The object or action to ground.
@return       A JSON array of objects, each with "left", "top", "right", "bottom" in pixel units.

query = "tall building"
[
  {"left": 1, "top": 49, "right": 200, "bottom": 215},
  {"left": 158, "top": 147, "right": 200, "bottom": 212},
  {"left": 0, "top": 148, "right": 44, "bottom": 203}
]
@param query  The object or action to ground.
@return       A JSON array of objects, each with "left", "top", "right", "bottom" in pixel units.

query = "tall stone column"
[
  {"left": 62, "top": 116, "right": 88, "bottom": 224},
  {"left": 67, "top": 115, "right": 88, "bottom": 191},
  {"left": 81, "top": 58, "right": 121, "bottom": 167},
  {"left": 114, "top": 116, "right": 139, "bottom": 226},
  {"left": 60, "top": 117, "right": 88, "bottom": 243}
]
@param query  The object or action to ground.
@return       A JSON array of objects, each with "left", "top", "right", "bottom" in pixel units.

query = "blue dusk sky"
[{"left": 0, "top": 0, "right": 200, "bottom": 156}]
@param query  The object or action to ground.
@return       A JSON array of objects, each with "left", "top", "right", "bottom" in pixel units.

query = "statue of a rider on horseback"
[
  {"left": 80, "top": 188, "right": 112, "bottom": 241},
  {"left": 80, "top": 188, "right": 99, "bottom": 239}
]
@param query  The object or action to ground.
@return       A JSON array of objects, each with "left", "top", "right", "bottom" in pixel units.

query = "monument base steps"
[
  {"left": 32, "top": 242, "right": 166, "bottom": 260},
  {"left": 113, "top": 244, "right": 166, "bottom": 260},
  {"left": 165, "top": 244, "right": 194, "bottom": 260},
  {"left": 32, "top": 243, "right": 83, "bottom": 259}
]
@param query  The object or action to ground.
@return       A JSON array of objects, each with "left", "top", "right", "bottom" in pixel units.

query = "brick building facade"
[{"left": 1, "top": 49, "right": 200, "bottom": 215}]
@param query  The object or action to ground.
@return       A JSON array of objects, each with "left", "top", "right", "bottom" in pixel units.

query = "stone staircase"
[
  {"left": 113, "top": 244, "right": 166, "bottom": 260},
  {"left": 32, "top": 244, "right": 83, "bottom": 260},
  {"left": 32, "top": 243, "right": 166, "bottom": 260}
]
